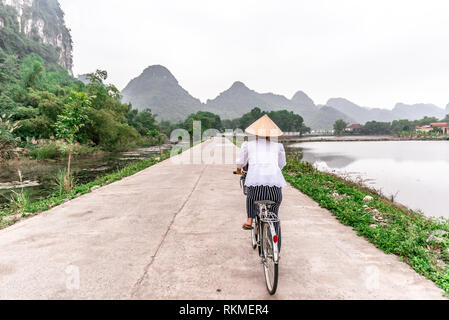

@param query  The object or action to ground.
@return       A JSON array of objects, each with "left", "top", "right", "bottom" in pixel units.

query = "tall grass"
[
  {"left": 29, "top": 143, "right": 61, "bottom": 160},
  {"left": 8, "top": 169, "right": 31, "bottom": 214},
  {"left": 55, "top": 168, "right": 75, "bottom": 195},
  {"left": 27, "top": 143, "right": 99, "bottom": 160}
]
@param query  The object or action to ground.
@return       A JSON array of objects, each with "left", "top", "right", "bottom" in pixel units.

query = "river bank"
[
  {"left": 283, "top": 155, "right": 449, "bottom": 295},
  {"left": 0, "top": 143, "right": 172, "bottom": 209},
  {"left": 0, "top": 149, "right": 173, "bottom": 230},
  {"left": 287, "top": 140, "right": 449, "bottom": 218}
]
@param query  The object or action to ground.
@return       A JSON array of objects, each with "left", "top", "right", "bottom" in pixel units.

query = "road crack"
[{"left": 130, "top": 164, "right": 208, "bottom": 298}]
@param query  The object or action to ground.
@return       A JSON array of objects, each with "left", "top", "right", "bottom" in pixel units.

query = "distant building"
[
  {"left": 416, "top": 123, "right": 449, "bottom": 135},
  {"left": 345, "top": 124, "right": 362, "bottom": 133},
  {"left": 312, "top": 129, "right": 334, "bottom": 135},
  {"left": 430, "top": 123, "right": 449, "bottom": 135},
  {"left": 415, "top": 125, "right": 433, "bottom": 133}
]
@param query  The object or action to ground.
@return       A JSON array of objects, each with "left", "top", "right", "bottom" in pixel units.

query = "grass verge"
[
  {"left": 0, "top": 151, "right": 172, "bottom": 229},
  {"left": 284, "top": 154, "right": 449, "bottom": 295}
]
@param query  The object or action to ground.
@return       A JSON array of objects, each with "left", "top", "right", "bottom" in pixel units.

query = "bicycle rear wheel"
[
  {"left": 251, "top": 217, "right": 259, "bottom": 250},
  {"left": 262, "top": 222, "right": 279, "bottom": 295}
]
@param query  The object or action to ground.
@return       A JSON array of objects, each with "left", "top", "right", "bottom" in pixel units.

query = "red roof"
[
  {"left": 347, "top": 124, "right": 362, "bottom": 129},
  {"left": 431, "top": 123, "right": 449, "bottom": 128}
]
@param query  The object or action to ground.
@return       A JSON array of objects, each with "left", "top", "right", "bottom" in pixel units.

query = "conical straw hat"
[{"left": 245, "top": 115, "right": 284, "bottom": 137}]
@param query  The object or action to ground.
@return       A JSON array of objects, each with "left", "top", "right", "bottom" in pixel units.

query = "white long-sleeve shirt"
[{"left": 237, "top": 139, "right": 287, "bottom": 188}]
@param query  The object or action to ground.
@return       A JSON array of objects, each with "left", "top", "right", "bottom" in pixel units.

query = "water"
[
  {"left": 288, "top": 141, "right": 449, "bottom": 218},
  {"left": 0, "top": 146, "right": 169, "bottom": 210}
]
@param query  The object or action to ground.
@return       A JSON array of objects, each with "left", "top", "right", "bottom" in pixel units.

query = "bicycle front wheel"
[{"left": 262, "top": 222, "right": 279, "bottom": 295}]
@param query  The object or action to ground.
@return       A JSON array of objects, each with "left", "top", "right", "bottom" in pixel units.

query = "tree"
[
  {"left": 86, "top": 69, "right": 108, "bottom": 84},
  {"left": 21, "top": 57, "right": 44, "bottom": 89},
  {"left": 222, "top": 119, "right": 239, "bottom": 130},
  {"left": 126, "top": 108, "right": 158, "bottom": 136},
  {"left": 267, "top": 110, "right": 305, "bottom": 132},
  {"left": 158, "top": 120, "right": 176, "bottom": 137},
  {"left": 432, "top": 127, "right": 443, "bottom": 135},
  {"left": 54, "top": 91, "right": 93, "bottom": 191},
  {"left": 148, "top": 129, "right": 166, "bottom": 155},
  {"left": 0, "top": 43, "right": 166, "bottom": 156},
  {"left": 237, "top": 108, "right": 264, "bottom": 129},
  {"left": 0, "top": 114, "right": 21, "bottom": 161},
  {"left": 391, "top": 119, "right": 414, "bottom": 134},
  {"left": 182, "top": 111, "right": 223, "bottom": 136},
  {"left": 231, "top": 108, "right": 310, "bottom": 135},
  {"left": 360, "top": 121, "right": 392, "bottom": 135},
  {"left": 299, "top": 123, "right": 311, "bottom": 137},
  {"left": 0, "top": 48, "right": 20, "bottom": 92},
  {"left": 415, "top": 116, "right": 439, "bottom": 126},
  {"left": 334, "top": 120, "right": 348, "bottom": 136},
  {"left": 80, "top": 70, "right": 141, "bottom": 151}
]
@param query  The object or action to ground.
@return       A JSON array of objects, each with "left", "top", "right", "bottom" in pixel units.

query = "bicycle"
[{"left": 234, "top": 171, "right": 281, "bottom": 295}]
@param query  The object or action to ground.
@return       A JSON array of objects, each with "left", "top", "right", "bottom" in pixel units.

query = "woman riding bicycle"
[{"left": 236, "top": 115, "right": 287, "bottom": 251}]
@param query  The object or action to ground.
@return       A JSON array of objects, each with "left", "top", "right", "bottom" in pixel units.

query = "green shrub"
[
  {"left": 28, "top": 143, "right": 61, "bottom": 160},
  {"left": 27, "top": 142, "right": 97, "bottom": 160},
  {"left": 0, "top": 114, "right": 20, "bottom": 161}
]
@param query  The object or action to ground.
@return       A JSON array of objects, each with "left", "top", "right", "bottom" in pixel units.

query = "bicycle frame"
[{"left": 256, "top": 204, "right": 280, "bottom": 264}]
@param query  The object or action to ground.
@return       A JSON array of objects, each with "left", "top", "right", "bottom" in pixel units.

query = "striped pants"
[{"left": 247, "top": 185, "right": 283, "bottom": 251}]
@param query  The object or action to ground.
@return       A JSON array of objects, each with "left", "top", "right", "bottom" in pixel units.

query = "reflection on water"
[
  {"left": 288, "top": 141, "right": 449, "bottom": 218},
  {"left": 0, "top": 146, "right": 169, "bottom": 210}
]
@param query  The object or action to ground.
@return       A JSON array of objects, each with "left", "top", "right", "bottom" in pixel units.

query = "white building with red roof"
[{"left": 345, "top": 124, "right": 362, "bottom": 133}]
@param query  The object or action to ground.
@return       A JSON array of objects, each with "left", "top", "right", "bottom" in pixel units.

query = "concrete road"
[{"left": 0, "top": 138, "right": 445, "bottom": 299}]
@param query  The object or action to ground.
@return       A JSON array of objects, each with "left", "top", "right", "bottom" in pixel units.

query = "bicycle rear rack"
[{"left": 260, "top": 211, "right": 280, "bottom": 224}]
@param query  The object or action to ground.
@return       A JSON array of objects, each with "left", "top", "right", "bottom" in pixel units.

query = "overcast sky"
[{"left": 59, "top": 0, "right": 449, "bottom": 109}]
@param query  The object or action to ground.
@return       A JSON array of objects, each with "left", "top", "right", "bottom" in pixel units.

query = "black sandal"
[{"left": 242, "top": 224, "right": 253, "bottom": 230}]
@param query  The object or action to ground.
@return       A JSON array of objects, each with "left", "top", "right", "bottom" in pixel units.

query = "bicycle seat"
[{"left": 255, "top": 200, "right": 275, "bottom": 206}]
